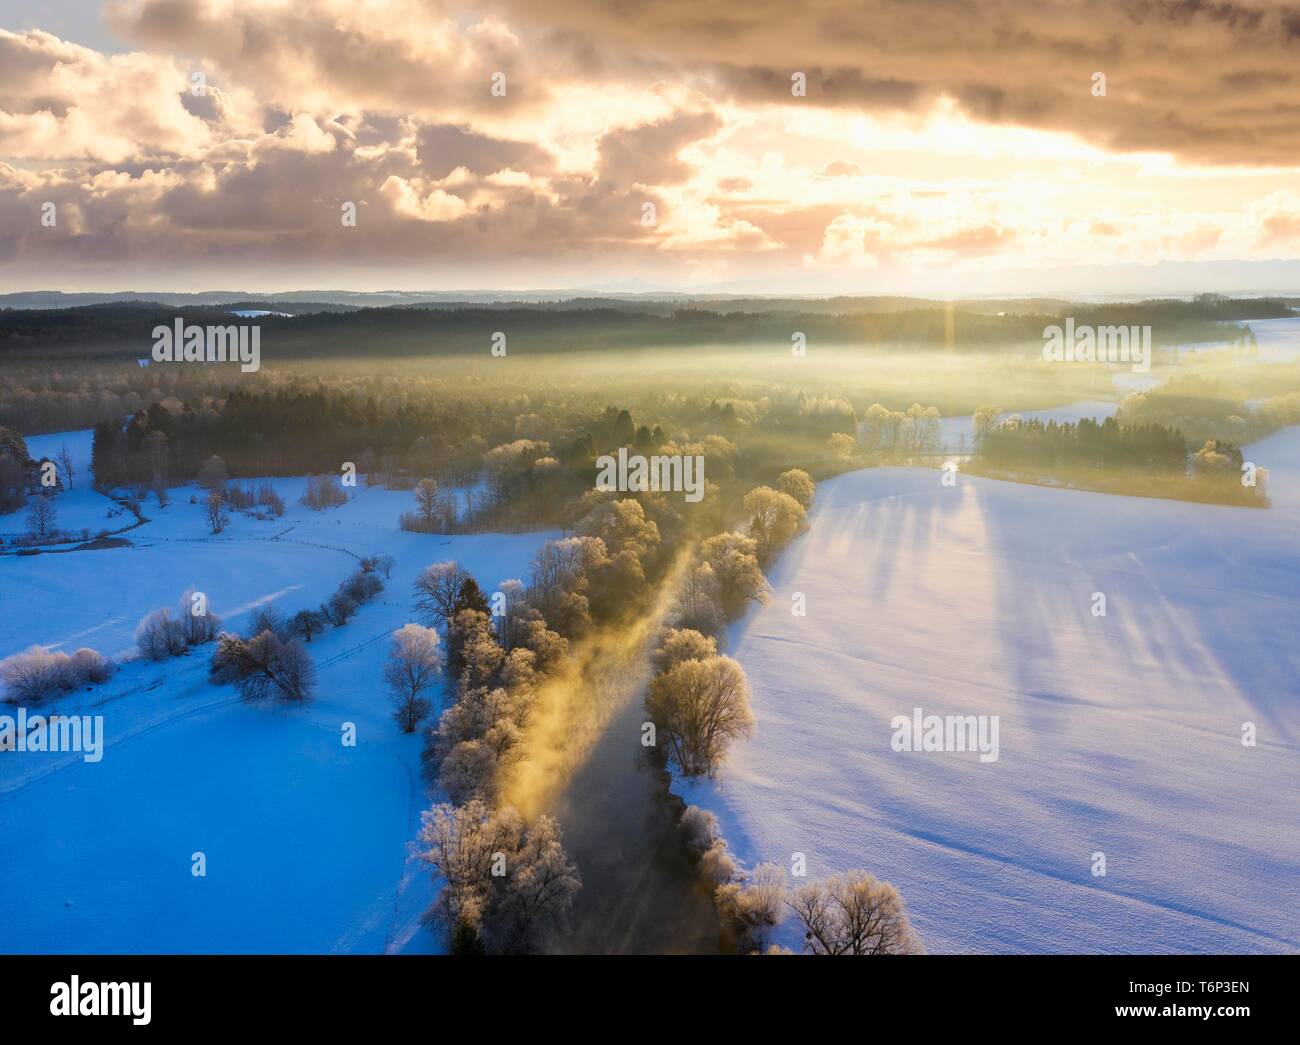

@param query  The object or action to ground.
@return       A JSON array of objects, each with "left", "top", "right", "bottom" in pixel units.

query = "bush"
[
  {"left": 715, "top": 863, "right": 787, "bottom": 953},
  {"left": 211, "top": 630, "right": 316, "bottom": 702},
  {"left": 301, "top": 474, "right": 348, "bottom": 510},
  {"left": 341, "top": 569, "right": 383, "bottom": 605},
  {"left": 135, "top": 608, "right": 188, "bottom": 661},
  {"left": 68, "top": 648, "right": 114, "bottom": 686},
  {"left": 321, "top": 591, "right": 358, "bottom": 626},
  {"left": 248, "top": 604, "right": 288, "bottom": 640},
  {"left": 287, "top": 609, "right": 326, "bottom": 643},
  {"left": 1, "top": 646, "right": 73, "bottom": 703},
  {"left": 178, "top": 589, "right": 221, "bottom": 646}
]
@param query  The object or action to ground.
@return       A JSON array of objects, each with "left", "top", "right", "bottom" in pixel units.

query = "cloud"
[
  {"left": 415, "top": 124, "right": 553, "bottom": 179},
  {"left": 491, "top": 0, "right": 1300, "bottom": 166},
  {"left": 1246, "top": 190, "right": 1300, "bottom": 247},
  {"left": 818, "top": 160, "right": 863, "bottom": 178},
  {"left": 107, "top": 0, "right": 541, "bottom": 122},
  {"left": 0, "top": 28, "right": 256, "bottom": 163}
]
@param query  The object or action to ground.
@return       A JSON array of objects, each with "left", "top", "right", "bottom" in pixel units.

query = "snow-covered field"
[
  {"left": 1, "top": 429, "right": 126, "bottom": 542},
  {"left": 679, "top": 427, "right": 1300, "bottom": 954},
  {"left": 0, "top": 441, "right": 555, "bottom": 953}
]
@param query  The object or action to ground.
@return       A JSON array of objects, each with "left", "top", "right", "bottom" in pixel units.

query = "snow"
[
  {"left": 0, "top": 439, "right": 556, "bottom": 953},
  {"left": 678, "top": 427, "right": 1300, "bottom": 954},
  {"left": 2, "top": 429, "right": 123, "bottom": 541}
]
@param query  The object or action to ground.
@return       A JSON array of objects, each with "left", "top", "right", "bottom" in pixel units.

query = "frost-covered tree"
[
  {"left": 646, "top": 655, "right": 754, "bottom": 777},
  {"left": 716, "top": 862, "right": 787, "bottom": 953},
  {"left": 788, "top": 870, "right": 923, "bottom": 955},
  {"left": 384, "top": 623, "right": 443, "bottom": 732},
  {"left": 652, "top": 628, "right": 717, "bottom": 672},
  {"left": 672, "top": 558, "right": 724, "bottom": 636},
  {"left": 68, "top": 648, "right": 113, "bottom": 686},
  {"left": 776, "top": 468, "right": 815, "bottom": 509},
  {"left": 743, "top": 486, "right": 806, "bottom": 564},
  {"left": 417, "top": 799, "right": 580, "bottom": 954},
  {"left": 700, "top": 532, "right": 768, "bottom": 618},
  {"left": 1, "top": 646, "right": 73, "bottom": 703}
]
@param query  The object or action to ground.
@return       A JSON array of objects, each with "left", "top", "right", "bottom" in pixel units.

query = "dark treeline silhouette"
[{"left": 1, "top": 296, "right": 1282, "bottom": 363}]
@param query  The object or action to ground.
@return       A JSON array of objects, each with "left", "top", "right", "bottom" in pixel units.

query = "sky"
[{"left": 1, "top": 0, "right": 1300, "bottom": 295}]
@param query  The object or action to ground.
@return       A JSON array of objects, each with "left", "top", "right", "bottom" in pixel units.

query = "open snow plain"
[
  {"left": 679, "top": 426, "right": 1300, "bottom": 954},
  {"left": 0, "top": 442, "right": 554, "bottom": 953}
]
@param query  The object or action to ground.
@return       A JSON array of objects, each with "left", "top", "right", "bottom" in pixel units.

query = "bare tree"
[
  {"left": 414, "top": 478, "right": 443, "bottom": 528},
  {"left": 288, "top": 609, "right": 326, "bottom": 643},
  {"left": 205, "top": 490, "right": 229, "bottom": 535},
  {"left": 57, "top": 444, "right": 74, "bottom": 491},
  {"left": 413, "top": 561, "right": 469, "bottom": 630},
  {"left": 384, "top": 623, "right": 443, "bottom": 732},
  {"left": 788, "top": 870, "right": 924, "bottom": 955},
  {"left": 213, "top": 631, "right": 316, "bottom": 702},
  {"left": 645, "top": 654, "right": 754, "bottom": 777},
  {"left": 25, "top": 496, "right": 57, "bottom": 541}
]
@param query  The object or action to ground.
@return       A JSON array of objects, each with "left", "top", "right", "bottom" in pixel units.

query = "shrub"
[
  {"left": 287, "top": 609, "right": 326, "bottom": 643},
  {"left": 321, "top": 592, "right": 358, "bottom": 626},
  {"left": 341, "top": 569, "right": 383, "bottom": 605},
  {"left": 68, "top": 648, "right": 114, "bottom": 686},
  {"left": 212, "top": 630, "right": 316, "bottom": 702},
  {"left": 135, "top": 608, "right": 188, "bottom": 660},
  {"left": 1, "top": 646, "right": 73, "bottom": 703},
  {"left": 178, "top": 589, "right": 221, "bottom": 646},
  {"left": 248, "top": 604, "right": 288, "bottom": 640},
  {"left": 301, "top": 474, "right": 348, "bottom": 510}
]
